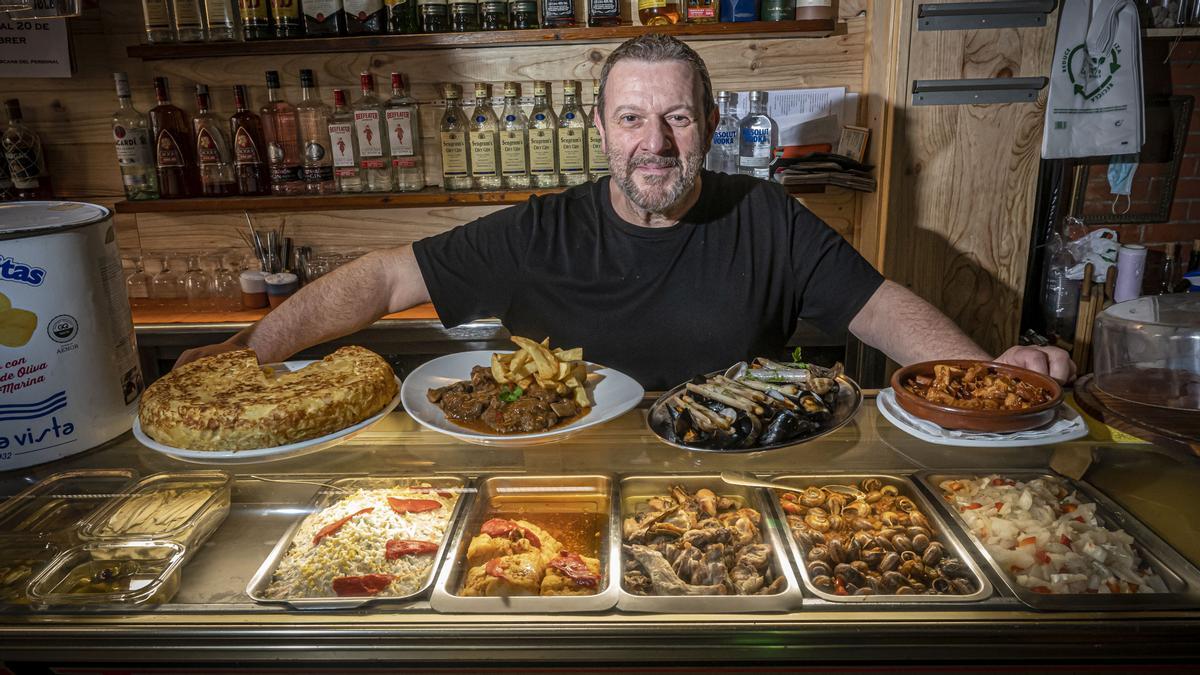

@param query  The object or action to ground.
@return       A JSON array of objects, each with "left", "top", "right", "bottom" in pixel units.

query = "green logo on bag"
[{"left": 1061, "top": 42, "right": 1121, "bottom": 102}]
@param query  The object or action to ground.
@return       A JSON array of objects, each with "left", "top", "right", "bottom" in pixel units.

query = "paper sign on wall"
[{"left": 0, "top": 18, "right": 73, "bottom": 78}]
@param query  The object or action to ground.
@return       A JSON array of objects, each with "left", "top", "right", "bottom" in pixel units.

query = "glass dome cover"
[{"left": 1093, "top": 295, "right": 1200, "bottom": 411}]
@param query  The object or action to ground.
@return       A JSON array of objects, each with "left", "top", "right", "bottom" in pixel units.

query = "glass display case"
[{"left": 1, "top": 402, "right": 1199, "bottom": 667}]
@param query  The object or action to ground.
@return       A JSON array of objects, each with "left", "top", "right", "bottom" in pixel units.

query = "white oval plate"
[
  {"left": 401, "top": 350, "right": 644, "bottom": 447},
  {"left": 876, "top": 388, "right": 1088, "bottom": 447},
  {"left": 132, "top": 361, "right": 402, "bottom": 465}
]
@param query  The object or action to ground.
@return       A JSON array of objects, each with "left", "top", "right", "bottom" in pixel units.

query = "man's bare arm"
[
  {"left": 176, "top": 245, "right": 429, "bottom": 366},
  {"left": 848, "top": 280, "right": 1075, "bottom": 383}
]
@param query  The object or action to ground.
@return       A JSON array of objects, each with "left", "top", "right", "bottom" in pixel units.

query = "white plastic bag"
[
  {"left": 1065, "top": 228, "right": 1120, "bottom": 281},
  {"left": 1042, "top": 0, "right": 1144, "bottom": 159}
]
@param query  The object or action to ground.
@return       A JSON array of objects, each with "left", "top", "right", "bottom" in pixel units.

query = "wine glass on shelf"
[
  {"left": 150, "top": 252, "right": 184, "bottom": 305},
  {"left": 124, "top": 253, "right": 151, "bottom": 309},
  {"left": 182, "top": 254, "right": 212, "bottom": 311},
  {"left": 209, "top": 251, "right": 241, "bottom": 311}
]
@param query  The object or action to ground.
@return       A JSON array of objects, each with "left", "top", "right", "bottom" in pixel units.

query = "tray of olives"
[{"left": 767, "top": 474, "right": 994, "bottom": 604}]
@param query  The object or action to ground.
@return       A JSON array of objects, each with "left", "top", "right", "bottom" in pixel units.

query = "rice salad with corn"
[
  {"left": 265, "top": 486, "right": 458, "bottom": 599},
  {"left": 940, "top": 475, "right": 1168, "bottom": 595}
]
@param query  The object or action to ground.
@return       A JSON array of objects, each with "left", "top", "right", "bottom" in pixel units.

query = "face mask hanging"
[{"left": 1106, "top": 153, "right": 1139, "bottom": 215}]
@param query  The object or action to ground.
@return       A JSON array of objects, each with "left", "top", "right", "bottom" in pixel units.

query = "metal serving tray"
[
  {"left": 616, "top": 475, "right": 802, "bottom": 612},
  {"left": 430, "top": 475, "right": 619, "bottom": 613},
  {"left": 766, "top": 474, "right": 993, "bottom": 605},
  {"left": 245, "top": 475, "right": 469, "bottom": 610},
  {"left": 0, "top": 469, "right": 137, "bottom": 542},
  {"left": 917, "top": 470, "right": 1200, "bottom": 611},
  {"left": 78, "top": 471, "right": 232, "bottom": 563}
]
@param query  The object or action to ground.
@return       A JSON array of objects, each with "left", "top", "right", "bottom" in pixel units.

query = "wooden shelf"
[
  {"left": 126, "top": 20, "right": 836, "bottom": 60},
  {"left": 113, "top": 187, "right": 565, "bottom": 214},
  {"left": 1145, "top": 27, "right": 1200, "bottom": 38},
  {"left": 131, "top": 301, "right": 438, "bottom": 326}
]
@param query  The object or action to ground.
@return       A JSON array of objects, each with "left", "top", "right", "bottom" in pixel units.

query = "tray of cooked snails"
[{"left": 767, "top": 474, "right": 994, "bottom": 604}]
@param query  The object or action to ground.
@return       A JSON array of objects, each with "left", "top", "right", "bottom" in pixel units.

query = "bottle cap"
[
  {"left": 443, "top": 83, "right": 460, "bottom": 99},
  {"left": 332, "top": 88, "right": 347, "bottom": 107},
  {"left": 265, "top": 70, "right": 280, "bottom": 88},
  {"left": 563, "top": 80, "right": 577, "bottom": 95},
  {"left": 474, "top": 82, "right": 490, "bottom": 99},
  {"left": 113, "top": 72, "right": 131, "bottom": 98},
  {"left": 299, "top": 69, "right": 315, "bottom": 88},
  {"left": 503, "top": 81, "right": 520, "bottom": 97},
  {"left": 360, "top": 71, "right": 374, "bottom": 92},
  {"left": 749, "top": 90, "right": 767, "bottom": 103},
  {"left": 533, "top": 81, "right": 548, "bottom": 96},
  {"left": 153, "top": 77, "right": 169, "bottom": 102},
  {"left": 233, "top": 85, "right": 248, "bottom": 108},
  {"left": 592, "top": 80, "right": 600, "bottom": 96},
  {"left": 392, "top": 72, "right": 405, "bottom": 91},
  {"left": 3, "top": 99, "right": 20, "bottom": 121}
]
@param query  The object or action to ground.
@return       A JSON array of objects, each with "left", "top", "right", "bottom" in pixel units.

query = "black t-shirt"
[{"left": 412, "top": 170, "right": 883, "bottom": 390}]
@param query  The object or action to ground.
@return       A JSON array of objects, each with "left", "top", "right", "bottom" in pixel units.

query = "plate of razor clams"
[{"left": 647, "top": 357, "right": 863, "bottom": 452}]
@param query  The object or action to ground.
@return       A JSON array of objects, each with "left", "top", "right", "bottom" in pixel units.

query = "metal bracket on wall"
[
  {"left": 917, "top": 1, "right": 1058, "bottom": 31},
  {"left": 912, "top": 77, "right": 1049, "bottom": 106}
]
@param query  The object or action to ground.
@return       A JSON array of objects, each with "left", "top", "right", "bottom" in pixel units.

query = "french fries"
[{"left": 490, "top": 336, "right": 591, "bottom": 408}]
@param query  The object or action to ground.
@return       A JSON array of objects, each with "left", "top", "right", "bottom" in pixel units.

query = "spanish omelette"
[{"left": 139, "top": 346, "right": 398, "bottom": 451}]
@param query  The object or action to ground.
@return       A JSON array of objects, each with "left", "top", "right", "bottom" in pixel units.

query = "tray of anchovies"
[{"left": 646, "top": 357, "right": 863, "bottom": 453}]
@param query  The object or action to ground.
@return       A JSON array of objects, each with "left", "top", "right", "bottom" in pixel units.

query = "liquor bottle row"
[
  {"left": 111, "top": 70, "right": 424, "bottom": 200},
  {"left": 139, "top": 0, "right": 833, "bottom": 43},
  {"left": 0, "top": 99, "right": 54, "bottom": 202},
  {"left": 704, "top": 89, "right": 779, "bottom": 179},
  {"left": 435, "top": 79, "right": 609, "bottom": 191}
]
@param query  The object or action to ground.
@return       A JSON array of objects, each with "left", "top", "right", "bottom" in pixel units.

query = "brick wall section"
[{"left": 1080, "top": 39, "right": 1200, "bottom": 287}]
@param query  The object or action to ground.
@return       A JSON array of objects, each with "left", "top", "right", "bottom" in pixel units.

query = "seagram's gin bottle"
[
  {"left": 705, "top": 90, "right": 739, "bottom": 174},
  {"left": 556, "top": 79, "right": 587, "bottom": 187},
  {"left": 586, "top": 80, "right": 609, "bottom": 181},
  {"left": 499, "top": 81, "right": 530, "bottom": 190},
  {"left": 737, "top": 90, "right": 777, "bottom": 181},
  {"left": 468, "top": 82, "right": 501, "bottom": 191},
  {"left": 439, "top": 83, "right": 472, "bottom": 191},
  {"left": 527, "top": 81, "right": 558, "bottom": 188}
]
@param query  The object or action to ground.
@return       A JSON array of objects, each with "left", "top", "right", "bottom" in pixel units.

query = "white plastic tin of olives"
[{"left": 0, "top": 201, "right": 143, "bottom": 470}]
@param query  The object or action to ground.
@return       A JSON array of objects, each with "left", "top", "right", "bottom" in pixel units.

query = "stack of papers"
[{"left": 773, "top": 154, "right": 876, "bottom": 192}]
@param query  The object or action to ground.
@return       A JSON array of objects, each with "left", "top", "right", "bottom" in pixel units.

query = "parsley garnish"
[{"left": 498, "top": 386, "right": 524, "bottom": 403}]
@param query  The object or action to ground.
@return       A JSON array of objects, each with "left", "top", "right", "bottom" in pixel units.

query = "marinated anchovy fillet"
[
  {"left": 781, "top": 479, "right": 976, "bottom": 596},
  {"left": 95, "top": 487, "right": 214, "bottom": 536},
  {"left": 622, "top": 485, "right": 784, "bottom": 596},
  {"left": 265, "top": 486, "right": 458, "bottom": 599},
  {"left": 940, "top": 475, "right": 1168, "bottom": 595}
]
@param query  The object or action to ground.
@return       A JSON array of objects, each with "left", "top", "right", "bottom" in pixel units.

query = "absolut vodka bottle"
[
  {"left": 737, "top": 90, "right": 777, "bottom": 180},
  {"left": 705, "top": 90, "right": 739, "bottom": 174}
]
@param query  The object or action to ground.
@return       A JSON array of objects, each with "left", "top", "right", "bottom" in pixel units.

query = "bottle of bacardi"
[
  {"left": 386, "top": 73, "right": 424, "bottom": 192},
  {"left": 229, "top": 85, "right": 270, "bottom": 195},
  {"left": 705, "top": 90, "right": 738, "bottom": 174},
  {"left": 297, "top": 69, "right": 335, "bottom": 194},
  {"left": 148, "top": 78, "right": 199, "bottom": 198},
  {"left": 418, "top": 0, "right": 449, "bottom": 31},
  {"left": 737, "top": 90, "right": 777, "bottom": 180},
  {"left": 172, "top": 0, "right": 208, "bottom": 41},
  {"left": 305, "top": 0, "right": 347, "bottom": 34},
  {"left": 261, "top": 70, "right": 305, "bottom": 195},
  {"left": 352, "top": 72, "right": 393, "bottom": 192},
  {"left": 240, "top": 0, "right": 275, "bottom": 39},
  {"left": 328, "top": 89, "right": 362, "bottom": 192},
  {"left": 587, "top": 80, "right": 609, "bottom": 180},
  {"left": 557, "top": 80, "right": 587, "bottom": 187},
  {"left": 528, "top": 80, "right": 558, "bottom": 188},
  {"left": 499, "top": 81, "right": 530, "bottom": 189},
  {"left": 345, "top": 0, "right": 385, "bottom": 33},
  {"left": 385, "top": 0, "right": 418, "bottom": 32},
  {"left": 468, "top": 82, "right": 500, "bottom": 191},
  {"left": 1, "top": 100, "right": 54, "bottom": 200},
  {"left": 271, "top": 0, "right": 305, "bottom": 36},
  {"left": 439, "top": 83, "right": 472, "bottom": 191},
  {"left": 111, "top": 72, "right": 159, "bottom": 200},
  {"left": 205, "top": 0, "right": 240, "bottom": 40},
  {"left": 193, "top": 85, "right": 237, "bottom": 196},
  {"left": 141, "top": 0, "right": 175, "bottom": 42}
]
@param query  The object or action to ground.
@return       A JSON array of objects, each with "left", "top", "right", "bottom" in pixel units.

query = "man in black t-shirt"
[{"left": 180, "top": 34, "right": 1072, "bottom": 387}]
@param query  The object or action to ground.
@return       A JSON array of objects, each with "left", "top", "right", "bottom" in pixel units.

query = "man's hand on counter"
[
  {"left": 176, "top": 337, "right": 248, "bottom": 367},
  {"left": 995, "top": 345, "right": 1076, "bottom": 385}
]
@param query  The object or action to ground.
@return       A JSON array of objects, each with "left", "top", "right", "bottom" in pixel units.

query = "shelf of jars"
[
  {"left": 125, "top": 19, "right": 837, "bottom": 60},
  {"left": 112, "top": 187, "right": 566, "bottom": 214}
]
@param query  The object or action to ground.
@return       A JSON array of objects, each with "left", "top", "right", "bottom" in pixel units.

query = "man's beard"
[{"left": 610, "top": 149, "right": 704, "bottom": 215}]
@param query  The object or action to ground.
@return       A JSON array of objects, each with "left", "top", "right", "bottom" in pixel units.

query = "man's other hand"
[
  {"left": 176, "top": 339, "right": 247, "bottom": 368},
  {"left": 995, "top": 345, "right": 1075, "bottom": 385}
]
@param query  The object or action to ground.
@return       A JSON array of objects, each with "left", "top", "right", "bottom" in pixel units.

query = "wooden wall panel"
[
  {"left": 0, "top": 2, "right": 879, "bottom": 269},
  {"left": 881, "top": 0, "right": 1057, "bottom": 355}
]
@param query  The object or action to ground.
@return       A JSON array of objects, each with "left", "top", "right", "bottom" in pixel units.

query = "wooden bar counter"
[{"left": 1, "top": 402, "right": 1197, "bottom": 667}]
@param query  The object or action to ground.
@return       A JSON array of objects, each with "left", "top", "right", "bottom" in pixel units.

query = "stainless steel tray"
[
  {"left": 245, "top": 475, "right": 469, "bottom": 610},
  {"left": 646, "top": 370, "right": 862, "bottom": 454},
  {"left": 766, "top": 474, "right": 993, "bottom": 604},
  {"left": 616, "top": 474, "right": 802, "bottom": 612},
  {"left": 917, "top": 470, "right": 1200, "bottom": 611},
  {"left": 430, "top": 475, "right": 619, "bottom": 613}
]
